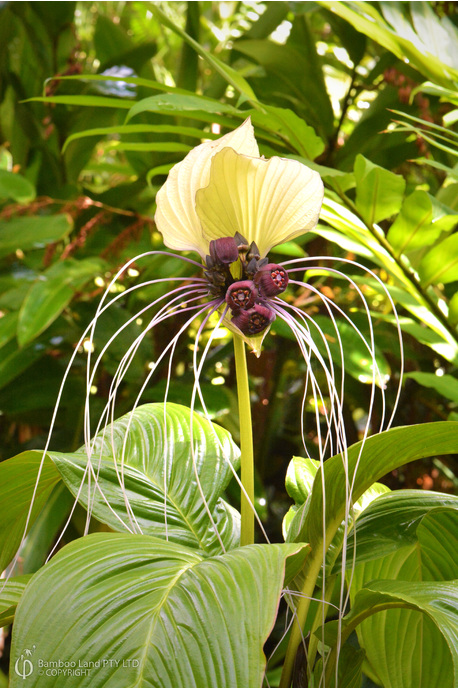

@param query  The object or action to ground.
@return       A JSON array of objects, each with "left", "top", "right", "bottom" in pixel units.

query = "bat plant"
[{"left": 1, "top": 120, "right": 457, "bottom": 689}]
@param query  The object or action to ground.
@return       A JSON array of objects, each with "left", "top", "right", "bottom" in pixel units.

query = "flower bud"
[
  {"left": 209, "top": 237, "right": 239, "bottom": 265},
  {"left": 231, "top": 303, "right": 276, "bottom": 335},
  {"left": 226, "top": 281, "right": 257, "bottom": 311},
  {"left": 255, "top": 263, "right": 289, "bottom": 296}
]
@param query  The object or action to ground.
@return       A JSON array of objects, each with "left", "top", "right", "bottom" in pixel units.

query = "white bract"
[{"left": 155, "top": 118, "right": 324, "bottom": 260}]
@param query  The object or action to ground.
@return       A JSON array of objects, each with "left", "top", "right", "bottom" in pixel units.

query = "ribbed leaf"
[
  {"left": 292, "top": 422, "right": 458, "bottom": 549},
  {"left": 343, "top": 502, "right": 458, "bottom": 688},
  {"left": 354, "top": 154, "right": 406, "bottom": 226},
  {"left": 10, "top": 534, "right": 307, "bottom": 688},
  {"left": 334, "top": 489, "right": 458, "bottom": 571},
  {"left": 50, "top": 403, "right": 241, "bottom": 555},
  {"left": 350, "top": 579, "right": 458, "bottom": 687},
  {"left": 0, "top": 576, "right": 31, "bottom": 626}
]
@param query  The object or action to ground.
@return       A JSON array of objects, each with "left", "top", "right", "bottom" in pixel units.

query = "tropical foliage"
[{"left": 0, "top": 2, "right": 457, "bottom": 688}]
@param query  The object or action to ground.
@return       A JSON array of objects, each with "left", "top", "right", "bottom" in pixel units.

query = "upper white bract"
[{"left": 155, "top": 119, "right": 324, "bottom": 260}]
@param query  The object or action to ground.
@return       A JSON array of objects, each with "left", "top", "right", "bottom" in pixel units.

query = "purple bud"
[
  {"left": 255, "top": 263, "right": 289, "bottom": 296},
  {"left": 231, "top": 303, "right": 276, "bottom": 335},
  {"left": 209, "top": 237, "right": 239, "bottom": 265},
  {"left": 226, "top": 281, "right": 258, "bottom": 311}
]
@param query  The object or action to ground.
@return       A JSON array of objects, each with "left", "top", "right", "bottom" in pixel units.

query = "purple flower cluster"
[{"left": 203, "top": 234, "right": 289, "bottom": 335}]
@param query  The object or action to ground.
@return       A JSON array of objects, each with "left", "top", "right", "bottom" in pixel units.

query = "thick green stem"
[
  {"left": 280, "top": 546, "right": 324, "bottom": 687},
  {"left": 323, "top": 602, "right": 417, "bottom": 687},
  {"left": 306, "top": 575, "right": 337, "bottom": 678},
  {"left": 233, "top": 334, "right": 255, "bottom": 546}
]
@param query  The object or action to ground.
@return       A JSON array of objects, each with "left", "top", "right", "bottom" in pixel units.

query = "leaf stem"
[
  {"left": 233, "top": 334, "right": 255, "bottom": 546},
  {"left": 280, "top": 547, "right": 324, "bottom": 687}
]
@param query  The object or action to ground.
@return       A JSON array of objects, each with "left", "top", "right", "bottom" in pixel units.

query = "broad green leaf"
[
  {"left": 10, "top": 533, "right": 306, "bottom": 688},
  {"left": 354, "top": 154, "right": 406, "bottom": 226},
  {"left": 321, "top": 579, "right": 458, "bottom": 687},
  {"left": 0, "top": 576, "right": 32, "bottom": 627},
  {"left": 49, "top": 403, "right": 241, "bottom": 555},
  {"left": 340, "top": 496, "right": 458, "bottom": 688},
  {"left": 0, "top": 170, "right": 35, "bottom": 203},
  {"left": 0, "top": 452, "right": 62, "bottom": 572},
  {"left": 333, "top": 646, "right": 365, "bottom": 688},
  {"left": 0, "top": 214, "right": 73, "bottom": 259},
  {"left": 292, "top": 421, "right": 458, "bottom": 549},
  {"left": 18, "top": 258, "right": 106, "bottom": 346},
  {"left": 251, "top": 106, "right": 324, "bottom": 160},
  {"left": 418, "top": 232, "right": 458, "bottom": 286},
  {"left": 284, "top": 456, "right": 389, "bottom": 546},
  {"left": 355, "top": 579, "right": 458, "bottom": 687},
  {"left": 285, "top": 456, "right": 320, "bottom": 505},
  {"left": 387, "top": 190, "right": 436, "bottom": 256},
  {"left": 334, "top": 490, "right": 458, "bottom": 571},
  {"left": 404, "top": 372, "right": 458, "bottom": 404}
]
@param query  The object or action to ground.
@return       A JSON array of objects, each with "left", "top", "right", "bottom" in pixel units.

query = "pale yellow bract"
[{"left": 155, "top": 118, "right": 324, "bottom": 259}]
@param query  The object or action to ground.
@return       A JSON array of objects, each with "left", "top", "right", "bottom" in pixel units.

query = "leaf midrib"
[{"left": 56, "top": 453, "right": 218, "bottom": 553}]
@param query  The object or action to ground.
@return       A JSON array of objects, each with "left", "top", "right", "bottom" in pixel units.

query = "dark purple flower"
[
  {"left": 231, "top": 303, "right": 276, "bottom": 335},
  {"left": 209, "top": 237, "right": 239, "bottom": 265},
  {"left": 226, "top": 281, "right": 258, "bottom": 311},
  {"left": 255, "top": 263, "right": 289, "bottom": 296}
]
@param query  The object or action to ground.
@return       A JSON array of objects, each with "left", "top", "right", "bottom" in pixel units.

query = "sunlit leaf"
[
  {"left": 418, "top": 233, "right": 458, "bottom": 286},
  {"left": 10, "top": 534, "right": 307, "bottom": 687},
  {"left": 49, "top": 403, "right": 241, "bottom": 555},
  {"left": 354, "top": 154, "right": 405, "bottom": 226}
]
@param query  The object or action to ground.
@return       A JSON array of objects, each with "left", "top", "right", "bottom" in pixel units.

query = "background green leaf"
[{"left": 0, "top": 215, "right": 73, "bottom": 259}]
